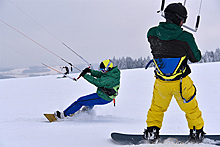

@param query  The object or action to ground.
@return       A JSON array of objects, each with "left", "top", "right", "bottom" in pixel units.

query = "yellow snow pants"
[{"left": 146, "top": 76, "right": 204, "bottom": 130}]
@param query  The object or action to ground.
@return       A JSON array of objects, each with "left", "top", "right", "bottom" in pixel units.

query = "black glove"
[
  {"left": 79, "top": 68, "right": 91, "bottom": 77},
  {"left": 83, "top": 67, "right": 91, "bottom": 73}
]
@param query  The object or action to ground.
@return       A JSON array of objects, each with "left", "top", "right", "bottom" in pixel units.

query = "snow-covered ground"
[{"left": 0, "top": 62, "right": 220, "bottom": 147}]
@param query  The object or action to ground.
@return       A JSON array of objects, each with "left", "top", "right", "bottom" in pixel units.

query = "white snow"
[{"left": 0, "top": 62, "right": 220, "bottom": 147}]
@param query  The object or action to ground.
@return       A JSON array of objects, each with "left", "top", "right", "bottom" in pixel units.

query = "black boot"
[
  {"left": 143, "top": 126, "right": 160, "bottom": 143},
  {"left": 188, "top": 126, "right": 206, "bottom": 143},
  {"left": 54, "top": 111, "right": 66, "bottom": 119}
]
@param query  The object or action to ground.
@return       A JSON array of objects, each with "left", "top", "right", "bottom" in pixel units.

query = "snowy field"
[{"left": 0, "top": 62, "right": 220, "bottom": 147}]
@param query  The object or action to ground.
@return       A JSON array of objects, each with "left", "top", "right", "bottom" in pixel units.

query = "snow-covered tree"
[{"left": 214, "top": 47, "right": 220, "bottom": 62}]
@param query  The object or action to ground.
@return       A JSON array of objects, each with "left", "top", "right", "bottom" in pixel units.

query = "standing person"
[
  {"left": 55, "top": 59, "right": 120, "bottom": 119},
  {"left": 144, "top": 3, "right": 205, "bottom": 143}
]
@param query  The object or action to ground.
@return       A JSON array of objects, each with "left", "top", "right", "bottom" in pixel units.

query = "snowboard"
[
  {"left": 44, "top": 112, "right": 80, "bottom": 122},
  {"left": 44, "top": 108, "right": 91, "bottom": 122},
  {"left": 111, "top": 132, "right": 220, "bottom": 146},
  {"left": 44, "top": 113, "right": 80, "bottom": 122},
  {"left": 44, "top": 114, "right": 57, "bottom": 122}
]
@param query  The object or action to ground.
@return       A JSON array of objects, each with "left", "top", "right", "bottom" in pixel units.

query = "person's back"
[{"left": 143, "top": 3, "right": 205, "bottom": 143}]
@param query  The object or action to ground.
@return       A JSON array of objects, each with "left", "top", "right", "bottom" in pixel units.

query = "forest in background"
[{"left": 112, "top": 48, "right": 220, "bottom": 69}]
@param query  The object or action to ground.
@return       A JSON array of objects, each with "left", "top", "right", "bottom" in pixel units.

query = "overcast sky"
[{"left": 0, "top": 0, "right": 220, "bottom": 69}]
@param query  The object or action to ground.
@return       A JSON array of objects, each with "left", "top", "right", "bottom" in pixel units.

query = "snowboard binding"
[
  {"left": 143, "top": 126, "right": 160, "bottom": 143},
  {"left": 188, "top": 126, "right": 206, "bottom": 143}
]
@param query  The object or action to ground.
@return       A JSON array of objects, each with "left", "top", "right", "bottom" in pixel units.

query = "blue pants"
[{"left": 64, "top": 93, "right": 112, "bottom": 116}]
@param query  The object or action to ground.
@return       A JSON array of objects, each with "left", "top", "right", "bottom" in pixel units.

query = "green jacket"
[
  {"left": 83, "top": 67, "right": 120, "bottom": 101},
  {"left": 147, "top": 22, "right": 202, "bottom": 80},
  {"left": 147, "top": 22, "right": 201, "bottom": 62}
]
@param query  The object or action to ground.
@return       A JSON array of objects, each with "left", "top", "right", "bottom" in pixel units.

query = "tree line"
[{"left": 112, "top": 48, "right": 220, "bottom": 70}]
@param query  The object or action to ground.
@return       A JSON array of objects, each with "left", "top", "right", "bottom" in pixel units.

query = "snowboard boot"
[
  {"left": 54, "top": 111, "right": 66, "bottom": 119},
  {"left": 188, "top": 126, "right": 206, "bottom": 143},
  {"left": 143, "top": 126, "right": 160, "bottom": 143}
]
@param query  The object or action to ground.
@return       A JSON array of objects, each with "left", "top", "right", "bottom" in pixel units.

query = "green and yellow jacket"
[
  {"left": 147, "top": 22, "right": 201, "bottom": 81},
  {"left": 83, "top": 67, "right": 120, "bottom": 101}
]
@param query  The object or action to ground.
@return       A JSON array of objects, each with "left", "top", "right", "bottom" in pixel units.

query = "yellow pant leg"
[
  {"left": 146, "top": 79, "right": 173, "bottom": 128},
  {"left": 173, "top": 76, "right": 204, "bottom": 130}
]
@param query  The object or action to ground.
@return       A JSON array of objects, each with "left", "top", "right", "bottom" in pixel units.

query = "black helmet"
[{"left": 164, "top": 3, "right": 187, "bottom": 25}]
